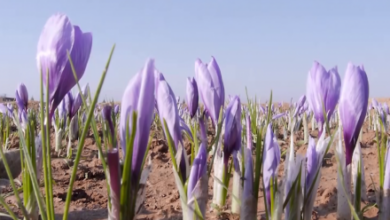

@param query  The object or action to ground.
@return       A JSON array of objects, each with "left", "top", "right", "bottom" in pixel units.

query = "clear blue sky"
[{"left": 0, "top": 1, "right": 389, "bottom": 102}]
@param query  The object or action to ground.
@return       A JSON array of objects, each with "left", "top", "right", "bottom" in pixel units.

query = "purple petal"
[
  {"left": 37, "top": 13, "right": 92, "bottom": 117},
  {"left": 71, "top": 92, "right": 82, "bottom": 118},
  {"left": 273, "top": 112, "right": 287, "bottom": 120},
  {"left": 15, "top": 83, "right": 28, "bottom": 111},
  {"left": 119, "top": 59, "right": 155, "bottom": 184},
  {"left": 306, "top": 61, "right": 341, "bottom": 129},
  {"left": 339, "top": 63, "right": 369, "bottom": 165},
  {"left": 187, "top": 143, "right": 207, "bottom": 200},
  {"left": 371, "top": 99, "right": 379, "bottom": 110},
  {"left": 155, "top": 71, "right": 182, "bottom": 147},
  {"left": 155, "top": 71, "right": 187, "bottom": 180},
  {"left": 107, "top": 148, "right": 121, "bottom": 220},
  {"left": 305, "top": 137, "right": 318, "bottom": 188},
  {"left": 180, "top": 117, "right": 193, "bottom": 141},
  {"left": 114, "top": 104, "right": 120, "bottom": 115},
  {"left": 102, "top": 105, "right": 115, "bottom": 142},
  {"left": 262, "top": 123, "right": 281, "bottom": 209},
  {"left": 195, "top": 57, "right": 225, "bottom": 125},
  {"left": 223, "top": 96, "right": 242, "bottom": 164},
  {"left": 186, "top": 77, "right": 199, "bottom": 118}
]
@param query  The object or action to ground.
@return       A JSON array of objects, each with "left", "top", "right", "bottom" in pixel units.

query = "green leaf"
[{"left": 62, "top": 45, "right": 115, "bottom": 220}]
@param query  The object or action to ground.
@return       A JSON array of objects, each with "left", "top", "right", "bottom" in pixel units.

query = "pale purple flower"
[
  {"left": 223, "top": 96, "right": 242, "bottom": 164},
  {"left": 155, "top": 70, "right": 187, "bottom": 180},
  {"left": 243, "top": 112, "right": 254, "bottom": 206},
  {"left": 102, "top": 105, "right": 115, "bottom": 144},
  {"left": 195, "top": 57, "right": 225, "bottom": 126},
  {"left": 15, "top": 83, "right": 28, "bottom": 111},
  {"left": 186, "top": 77, "right": 199, "bottom": 118},
  {"left": 383, "top": 103, "right": 389, "bottom": 115},
  {"left": 339, "top": 63, "right": 369, "bottom": 165},
  {"left": 371, "top": 99, "right": 379, "bottom": 110},
  {"left": 306, "top": 61, "right": 341, "bottom": 136},
  {"left": 155, "top": 71, "right": 182, "bottom": 147},
  {"left": 263, "top": 123, "right": 281, "bottom": 210},
  {"left": 119, "top": 59, "right": 155, "bottom": 185},
  {"left": 114, "top": 104, "right": 120, "bottom": 115},
  {"left": 187, "top": 144, "right": 207, "bottom": 200},
  {"left": 36, "top": 13, "right": 92, "bottom": 118}
]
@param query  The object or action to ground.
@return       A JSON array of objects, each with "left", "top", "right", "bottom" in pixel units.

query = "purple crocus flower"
[
  {"left": 179, "top": 117, "right": 193, "bottom": 141},
  {"left": 155, "top": 71, "right": 187, "bottom": 180},
  {"left": 306, "top": 61, "right": 341, "bottom": 136},
  {"left": 102, "top": 105, "right": 115, "bottom": 144},
  {"left": 15, "top": 83, "right": 28, "bottom": 111},
  {"left": 223, "top": 96, "right": 242, "bottom": 165},
  {"left": 0, "top": 103, "right": 13, "bottom": 118},
  {"left": 293, "top": 95, "right": 306, "bottom": 117},
  {"left": 259, "top": 105, "right": 265, "bottom": 114},
  {"left": 306, "top": 137, "right": 318, "bottom": 190},
  {"left": 186, "top": 143, "right": 208, "bottom": 219},
  {"left": 195, "top": 57, "right": 225, "bottom": 126},
  {"left": 107, "top": 148, "right": 120, "bottom": 220},
  {"left": 241, "top": 112, "right": 255, "bottom": 219},
  {"left": 339, "top": 63, "right": 369, "bottom": 165},
  {"left": 36, "top": 13, "right": 92, "bottom": 118},
  {"left": 155, "top": 71, "right": 182, "bottom": 147},
  {"left": 19, "top": 109, "right": 28, "bottom": 131},
  {"left": 263, "top": 123, "right": 281, "bottom": 211},
  {"left": 186, "top": 77, "right": 199, "bottom": 119},
  {"left": 114, "top": 104, "right": 120, "bottom": 115},
  {"left": 273, "top": 112, "right": 287, "bottom": 120},
  {"left": 66, "top": 92, "right": 82, "bottom": 120},
  {"left": 7, "top": 104, "right": 13, "bottom": 114},
  {"left": 64, "top": 92, "right": 82, "bottom": 120},
  {"left": 383, "top": 103, "right": 390, "bottom": 115},
  {"left": 187, "top": 116, "right": 208, "bottom": 218},
  {"left": 371, "top": 99, "right": 379, "bottom": 110},
  {"left": 72, "top": 92, "right": 82, "bottom": 117},
  {"left": 187, "top": 143, "right": 207, "bottom": 200},
  {"left": 120, "top": 59, "right": 155, "bottom": 185}
]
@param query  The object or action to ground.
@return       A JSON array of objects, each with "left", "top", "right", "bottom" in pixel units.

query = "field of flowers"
[{"left": 0, "top": 13, "right": 388, "bottom": 220}]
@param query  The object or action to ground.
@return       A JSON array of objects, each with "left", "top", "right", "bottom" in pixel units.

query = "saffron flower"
[
  {"left": 338, "top": 63, "right": 369, "bottom": 165},
  {"left": 186, "top": 77, "right": 199, "bottom": 119},
  {"left": 195, "top": 57, "right": 225, "bottom": 125},
  {"left": 306, "top": 61, "right": 341, "bottom": 136},
  {"left": 119, "top": 59, "right": 155, "bottom": 184},
  {"left": 155, "top": 71, "right": 188, "bottom": 181},
  {"left": 15, "top": 83, "right": 28, "bottom": 111},
  {"left": 36, "top": 13, "right": 92, "bottom": 118},
  {"left": 263, "top": 123, "right": 281, "bottom": 212}
]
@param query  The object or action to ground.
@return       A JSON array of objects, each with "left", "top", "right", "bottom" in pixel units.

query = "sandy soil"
[{"left": 0, "top": 102, "right": 384, "bottom": 220}]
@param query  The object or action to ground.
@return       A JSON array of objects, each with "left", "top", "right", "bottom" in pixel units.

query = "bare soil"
[{"left": 0, "top": 101, "right": 384, "bottom": 220}]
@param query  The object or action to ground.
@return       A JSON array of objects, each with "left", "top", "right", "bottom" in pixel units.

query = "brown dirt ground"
[{"left": 0, "top": 102, "right": 384, "bottom": 220}]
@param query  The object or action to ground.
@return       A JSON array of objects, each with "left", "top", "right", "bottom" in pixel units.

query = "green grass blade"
[{"left": 62, "top": 45, "right": 115, "bottom": 220}]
